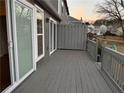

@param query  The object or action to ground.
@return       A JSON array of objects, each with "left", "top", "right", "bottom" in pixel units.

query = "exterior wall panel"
[
  {"left": 60, "top": 3, "right": 68, "bottom": 24},
  {"left": 58, "top": 24, "right": 87, "bottom": 50},
  {"left": 46, "top": 0, "right": 58, "bottom": 12}
]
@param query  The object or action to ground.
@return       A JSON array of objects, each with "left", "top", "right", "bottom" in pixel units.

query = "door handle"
[{"left": 8, "top": 41, "right": 13, "bottom": 48}]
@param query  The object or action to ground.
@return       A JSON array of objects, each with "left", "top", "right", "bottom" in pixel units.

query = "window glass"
[
  {"left": 61, "top": 1, "right": 64, "bottom": 13},
  {"left": 54, "top": 24, "right": 56, "bottom": 49},
  {"left": 37, "top": 10, "right": 43, "bottom": 34},
  {"left": 50, "top": 21, "right": 53, "bottom": 51},
  {"left": 38, "top": 36, "right": 43, "bottom": 56},
  {"left": 36, "top": 9, "right": 44, "bottom": 57},
  {"left": 15, "top": 2, "right": 33, "bottom": 78}
]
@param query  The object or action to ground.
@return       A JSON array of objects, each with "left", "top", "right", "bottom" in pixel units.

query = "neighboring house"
[
  {"left": 114, "top": 27, "right": 123, "bottom": 36},
  {"left": 0, "top": 0, "right": 69, "bottom": 93},
  {"left": 68, "top": 16, "right": 82, "bottom": 24}
]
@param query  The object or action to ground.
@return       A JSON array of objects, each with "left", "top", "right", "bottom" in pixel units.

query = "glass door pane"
[
  {"left": 54, "top": 24, "right": 56, "bottom": 50},
  {"left": 36, "top": 10, "right": 44, "bottom": 57},
  {"left": 38, "top": 36, "right": 43, "bottom": 56},
  {"left": 52, "top": 23, "right": 54, "bottom": 51},
  {"left": 15, "top": 2, "right": 33, "bottom": 79},
  {"left": 50, "top": 21, "right": 53, "bottom": 52}
]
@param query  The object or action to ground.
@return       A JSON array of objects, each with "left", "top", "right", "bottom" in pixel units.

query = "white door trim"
[
  {"left": 5, "top": 0, "right": 15, "bottom": 85},
  {"left": 49, "top": 17, "right": 57, "bottom": 55},
  {"left": 1, "top": 0, "right": 15, "bottom": 92},
  {"left": 34, "top": 5, "right": 45, "bottom": 63}
]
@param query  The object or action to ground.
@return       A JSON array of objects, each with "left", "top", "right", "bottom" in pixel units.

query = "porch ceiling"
[{"left": 12, "top": 50, "right": 113, "bottom": 93}]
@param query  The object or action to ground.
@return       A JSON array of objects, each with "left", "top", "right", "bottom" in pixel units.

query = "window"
[
  {"left": 49, "top": 18, "right": 57, "bottom": 55},
  {"left": 61, "top": 1, "right": 64, "bottom": 13},
  {"left": 35, "top": 6, "right": 45, "bottom": 62}
]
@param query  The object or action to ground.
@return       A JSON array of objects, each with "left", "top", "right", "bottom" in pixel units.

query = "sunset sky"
[{"left": 67, "top": 0, "right": 103, "bottom": 22}]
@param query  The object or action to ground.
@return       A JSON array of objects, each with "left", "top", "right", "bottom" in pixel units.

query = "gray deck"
[{"left": 12, "top": 50, "right": 113, "bottom": 93}]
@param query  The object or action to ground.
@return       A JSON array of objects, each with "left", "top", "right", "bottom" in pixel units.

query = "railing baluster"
[
  {"left": 101, "top": 47, "right": 124, "bottom": 92},
  {"left": 87, "top": 40, "right": 124, "bottom": 92}
]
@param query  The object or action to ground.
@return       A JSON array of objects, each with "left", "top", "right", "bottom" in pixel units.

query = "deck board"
[{"left": 12, "top": 50, "right": 113, "bottom": 93}]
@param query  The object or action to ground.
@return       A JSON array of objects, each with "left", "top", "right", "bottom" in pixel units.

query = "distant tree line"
[{"left": 94, "top": 19, "right": 124, "bottom": 26}]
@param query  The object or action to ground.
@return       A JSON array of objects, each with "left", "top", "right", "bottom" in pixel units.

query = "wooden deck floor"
[{"left": 12, "top": 50, "right": 113, "bottom": 93}]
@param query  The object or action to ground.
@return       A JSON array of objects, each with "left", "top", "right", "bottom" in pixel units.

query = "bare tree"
[
  {"left": 96, "top": 0, "right": 124, "bottom": 39},
  {"left": 120, "top": 0, "right": 124, "bottom": 8}
]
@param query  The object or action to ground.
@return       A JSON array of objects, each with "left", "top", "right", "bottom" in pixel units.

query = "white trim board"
[
  {"left": 49, "top": 17, "right": 58, "bottom": 55},
  {"left": 1, "top": 0, "right": 15, "bottom": 92},
  {"left": 34, "top": 4, "right": 45, "bottom": 63},
  {"left": 5, "top": 0, "right": 15, "bottom": 85}
]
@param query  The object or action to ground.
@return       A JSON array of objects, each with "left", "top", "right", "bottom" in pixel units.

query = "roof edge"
[{"left": 63, "top": 0, "right": 70, "bottom": 15}]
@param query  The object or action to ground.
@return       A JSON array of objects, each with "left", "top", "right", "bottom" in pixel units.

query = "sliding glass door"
[
  {"left": 0, "top": 0, "right": 35, "bottom": 92},
  {"left": 13, "top": 0, "right": 35, "bottom": 80},
  {"left": 49, "top": 19, "right": 57, "bottom": 55}
]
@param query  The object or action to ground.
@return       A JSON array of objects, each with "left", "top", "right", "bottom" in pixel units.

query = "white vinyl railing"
[
  {"left": 87, "top": 39, "right": 97, "bottom": 61},
  {"left": 102, "top": 47, "right": 124, "bottom": 92}
]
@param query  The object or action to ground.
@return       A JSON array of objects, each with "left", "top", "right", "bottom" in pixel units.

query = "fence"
[
  {"left": 87, "top": 39, "right": 97, "bottom": 61},
  {"left": 102, "top": 47, "right": 124, "bottom": 92},
  {"left": 57, "top": 24, "right": 87, "bottom": 50}
]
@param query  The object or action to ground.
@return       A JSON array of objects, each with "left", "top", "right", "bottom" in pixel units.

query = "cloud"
[
  {"left": 70, "top": 7, "right": 86, "bottom": 20},
  {"left": 67, "top": 0, "right": 104, "bottom": 21},
  {"left": 70, "top": 6, "right": 99, "bottom": 21}
]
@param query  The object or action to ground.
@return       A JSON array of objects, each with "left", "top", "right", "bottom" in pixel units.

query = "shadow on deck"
[{"left": 12, "top": 50, "right": 113, "bottom": 93}]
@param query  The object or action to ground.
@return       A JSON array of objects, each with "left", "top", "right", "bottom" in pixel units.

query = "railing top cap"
[{"left": 104, "top": 47, "right": 124, "bottom": 64}]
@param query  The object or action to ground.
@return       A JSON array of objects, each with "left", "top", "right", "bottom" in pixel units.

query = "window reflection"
[{"left": 16, "top": 5, "right": 31, "bottom": 20}]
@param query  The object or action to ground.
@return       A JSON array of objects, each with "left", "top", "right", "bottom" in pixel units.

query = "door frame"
[
  {"left": 2, "top": 0, "right": 36, "bottom": 93},
  {"left": 34, "top": 5, "right": 45, "bottom": 63},
  {"left": 49, "top": 17, "right": 57, "bottom": 55},
  {"left": 12, "top": 0, "right": 36, "bottom": 81}
]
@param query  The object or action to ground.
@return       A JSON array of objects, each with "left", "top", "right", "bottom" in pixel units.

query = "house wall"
[
  {"left": 43, "top": 12, "right": 51, "bottom": 60},
  {"left": 58, "top": 0, "right": 68, "bottom": 24},
  {"left": 44, "top": 0, "right": 69, "bottom": 24},
  {"left": 45, "top": 0, "right": 58, "bottom": 12},
  {"left": 60, "top": 2, "right": 68, "bottom": 24}
]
